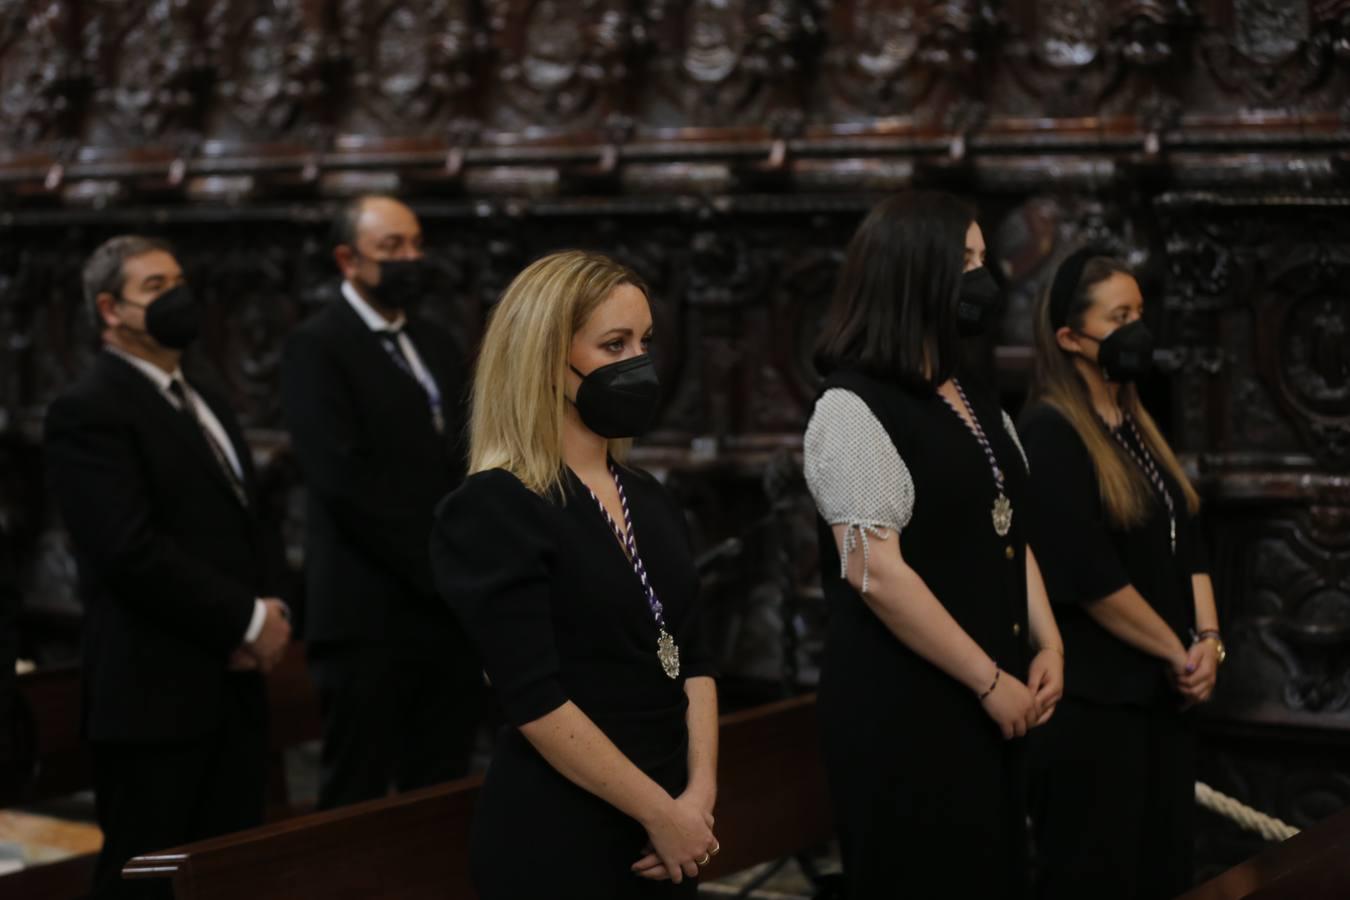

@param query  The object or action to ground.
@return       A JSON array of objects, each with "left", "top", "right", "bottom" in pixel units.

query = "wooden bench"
[
  {"left": 0, "top": 643, "right": 324, "bottom": 900},
  {"left": 10, "top": 642, "right": 321, "bottom": 810},
  {"left": 122, "top": 694, "right": 832, "bottom": 900},
  {"left": 1179, "top": 803, "right": 1350, "bottom": 900}
]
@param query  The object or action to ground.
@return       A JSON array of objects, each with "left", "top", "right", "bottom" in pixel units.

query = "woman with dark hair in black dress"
[
  {"left": 430, "top": 251, "right": 719, "bottom": 899},
  {"left": 1021, "top": 249, "right": 1220, "bottom": 899},
  {"left": 803, "top": 191, "right": 1064, "bottom": 899}
]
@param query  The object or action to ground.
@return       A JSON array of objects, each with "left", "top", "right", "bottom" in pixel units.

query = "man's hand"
[
  {"left": 227, "top": 647, "right": 259, "bottom": 671},
  {"left": 246, "top": 598, "right": 291, "bottom": 672}
]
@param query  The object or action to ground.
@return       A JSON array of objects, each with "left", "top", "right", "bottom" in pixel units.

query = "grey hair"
[{"left": 82, "top": 235, "right": 173, "bottom": 328}]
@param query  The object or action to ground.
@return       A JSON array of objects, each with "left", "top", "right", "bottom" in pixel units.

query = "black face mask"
[
  {"left": 570, "top": 355, "right": 662, "bottom": 439},
  {"left": 364, "top": 258, "right": 429, "bottom": 310},
  {"left": 956, "top": 267, "right": 1004, "bottom": 337},
  {"left": 118, "top": 284, "right": 202, "bottom": 350},
  {"left": 1078, "top": 319, "right": 1155, "bottom": 383}
]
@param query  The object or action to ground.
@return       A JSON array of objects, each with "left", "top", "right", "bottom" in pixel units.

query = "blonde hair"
[
  {"left": 1029, "top": 257, "right": 1200, "bottom": 528},
  {"left": 468, "top": 250, "right": 647, "bottom": 498}
]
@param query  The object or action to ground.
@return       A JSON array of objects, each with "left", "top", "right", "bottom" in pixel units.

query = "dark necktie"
[
  {"left": 167, "top": 379, "right": 249, "bottom": 507},
  {"left": 378, "top": 329, "right": 445, "bottom": 434}
]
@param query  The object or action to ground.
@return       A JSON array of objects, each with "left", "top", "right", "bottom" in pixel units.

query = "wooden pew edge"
[
  {"left": 122, "top": 693, "right": 823, "bottom": 887},
  {"left": 1178, "top": 804, "right": 1350, "bottom": 900},
  {"left": 122, "top": 773, "right": 484, "bottom": 882}
]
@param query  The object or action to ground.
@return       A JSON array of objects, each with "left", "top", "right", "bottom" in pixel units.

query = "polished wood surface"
[
  {"left": 10, "top": 642, "right": 320, "bottom": 808},
  {"left": 122, "top": 694, "right": 829, "bottom": 900},
  {"left": 1180, "top": 805, "right": 1350, "bottom": 900},
  {"left": 0, "top": 811, "right": 101, "bottom": 858},
  {"left": 0, "top": 853, "right": 96, "bottom": 900}
]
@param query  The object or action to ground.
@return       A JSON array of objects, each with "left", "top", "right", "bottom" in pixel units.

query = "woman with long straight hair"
[
  {"left": 430, "top": 250, "right": 719, "bottom": 899},
  {"left": 803, "top": 191, "right": 1064, "bottom": 899},
  {"left": 1020, "top": 248, "right": 1221, "bottom": 899}
]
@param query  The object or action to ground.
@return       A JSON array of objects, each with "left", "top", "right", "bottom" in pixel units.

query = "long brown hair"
[
  {"left": 815, "top": 191, "right": 973, "bottom": 388},
  {"left": 1028, "top": 255, "right": 1200, "bottom": 528}
]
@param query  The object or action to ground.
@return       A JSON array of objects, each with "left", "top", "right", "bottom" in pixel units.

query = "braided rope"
[{"left": 1196, "top": 782, "right": 1299, "bottom": 843}]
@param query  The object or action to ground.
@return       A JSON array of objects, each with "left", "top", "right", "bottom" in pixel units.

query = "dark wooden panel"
[
  {"left": 1181, "top": 804, "right": 1350, "bottom": 900},
  {"left": 0, "top": 852, "right": 96, "bottom": 900}
]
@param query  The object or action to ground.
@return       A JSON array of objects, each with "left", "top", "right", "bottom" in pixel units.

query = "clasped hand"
[
  {"left": 1170, "top": 640, "right": 1218, "bottom": 707},
  {"left": 227, "top": 598, "right": 291, "bottom": 674},
  {"left": 630, "top": 784, "right": 719, "bottom": 884}
]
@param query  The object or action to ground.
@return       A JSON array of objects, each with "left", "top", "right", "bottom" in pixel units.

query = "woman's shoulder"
[
  {"left": 613, "top": 461, "right": 672, "bottom": 502},
  {"left": 1018, "top": 402, "right": 1095, "bottom": 468},
  {"left": 436, "top": 467, "right": 552, "bottom": 522},
  {"left": 614, "top": 462, "right": 689, "bottom": 524},
  {"left": 1018, "top": 402, "right": 1077, "bottom": 440}
]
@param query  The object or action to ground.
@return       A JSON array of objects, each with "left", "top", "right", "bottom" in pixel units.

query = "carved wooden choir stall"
[{"left": 1, "top": 0, "right": 1348, "bottom": 897}]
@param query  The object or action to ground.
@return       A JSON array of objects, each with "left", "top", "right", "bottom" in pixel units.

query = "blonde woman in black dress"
[
  {"left": 803, "top": 192, "right": 1064, "bottom": 899},
  {"left": 430, "top": 251, "right": 719, "bottom": 899}
]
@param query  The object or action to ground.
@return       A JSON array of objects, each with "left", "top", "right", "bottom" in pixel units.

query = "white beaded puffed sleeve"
[{"left": 803, "top": 389, "right": 915, "bottom": 596}]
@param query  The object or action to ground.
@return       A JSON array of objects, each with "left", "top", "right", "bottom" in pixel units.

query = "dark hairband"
[{"left": 1049, "top": 245, "right": 1110, "bottom": 329}]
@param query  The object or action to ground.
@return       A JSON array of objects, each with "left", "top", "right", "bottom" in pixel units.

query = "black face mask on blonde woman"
[{"left": 569, "top": 354, "right": 662, "bottom": 438}]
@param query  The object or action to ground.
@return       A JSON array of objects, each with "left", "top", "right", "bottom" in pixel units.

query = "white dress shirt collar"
[
  {"left": 341, "top": 280, "right": 406, "bottom": 333},
  {"left": 104, "top": 345, "right": 182, "bottom": 391}
]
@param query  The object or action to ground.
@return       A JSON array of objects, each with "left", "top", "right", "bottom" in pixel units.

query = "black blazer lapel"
[
  {"left": 99, "top": 353, "right": 248, "bottom": 509},
  {"left": 332, "top": 298, "right": 442, "bottom": 422},
  {"left": 189, "top": 377, "right": 259, "bottom": 505},
  {"left": 403, "top": 318, "right": 457, "bottom": 397}
]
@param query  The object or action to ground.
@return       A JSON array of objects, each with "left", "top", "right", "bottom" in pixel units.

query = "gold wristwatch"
[{"left": 1194, "top": 629, "right": 1226, "bottom": 666}]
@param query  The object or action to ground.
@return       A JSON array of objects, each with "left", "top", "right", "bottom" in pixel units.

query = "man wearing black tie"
[
  {"left": 45, "top": 236, "right": 291, "bottom": 899},
  {"left": 281, "top": 195, "right": 479, "bottom": 809}
]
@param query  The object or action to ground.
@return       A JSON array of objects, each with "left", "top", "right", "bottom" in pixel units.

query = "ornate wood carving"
[
  {"left": 0, "top": 0, "right": 80, "bottom": 148},
  {"left": 204, "top": 0, "right": 325, "bottom": 139},
  {"left": 0, "top": 2, "right": 1348, "bottom": 864},
  {"left": 338, "top": 0, "right": 481, "bottom": 133},
  {"left": 1199, "top": 0, "right": 1350, "bottom": 107}
]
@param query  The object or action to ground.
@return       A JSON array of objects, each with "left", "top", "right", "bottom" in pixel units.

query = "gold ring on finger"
[{"left": 696, "top": 853, "right": 711, "bottom": 866}]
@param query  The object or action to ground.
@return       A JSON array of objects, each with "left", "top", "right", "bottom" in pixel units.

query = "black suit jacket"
[
  {"left": 44, "top": 352, "right": 285, "bottom": 742},
  {"left": 281, "top": 296, "right": 466, "bottom": 647}
]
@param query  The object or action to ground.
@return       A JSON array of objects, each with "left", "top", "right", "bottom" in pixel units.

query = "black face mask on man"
[
  {"left": 117, "top": 284, "right": 202, "bottom": 351},
  {"left": 955, "top": 267, "right": 1004, "bottom": 337},
  {"left": 570, "top": 355, "right": 662, "bottom": 439},
  {"left": 1077, "top": 319, "right": 1155, "bottom": 383},
  {"left": 362, "top": 257, "right": 429, "bottom": 310}
]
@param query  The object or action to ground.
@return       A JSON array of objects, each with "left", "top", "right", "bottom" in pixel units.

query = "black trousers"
[
  {"left": 1029, "top": 697, "right": 1196, "bottom": 900},
  {"left": 90, "top": 692, "right": 266, "bottom": 900},
  {"left": 309, "top": 641, "right": 482, "bottom": 810}
]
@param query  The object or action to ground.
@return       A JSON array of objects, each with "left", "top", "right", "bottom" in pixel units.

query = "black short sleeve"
[
  {"left": 430, "top": 469, "right": 568, "bottom": 726},
  {"left": 1019, "top": 406, "right": 1131, "bottom": 605},
  {"left": 1185, "top": 512, "right": 1210, "bottom": 577}
]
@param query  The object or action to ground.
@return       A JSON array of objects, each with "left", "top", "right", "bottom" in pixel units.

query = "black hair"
[{"left": 814, "top": 190, "right": 974, "bottom": 388}]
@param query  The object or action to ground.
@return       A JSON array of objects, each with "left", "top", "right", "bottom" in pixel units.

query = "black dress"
[
  {"left": 806, "top": 370, "right": 1032, "bottom": 900},
  {"left": 1020, "top": 403, "right": 1206, "bottom": 900},
  {"left": 429, "top": 465, "right": 715, "bottom": 900}
]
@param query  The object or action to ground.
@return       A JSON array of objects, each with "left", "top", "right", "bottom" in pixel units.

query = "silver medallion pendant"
[
  {"left": 657, "top": 628, "right": 681, "bottom": 679},
  {"left": 992, "top": 493, "right": 1013, "bottom": 537}
]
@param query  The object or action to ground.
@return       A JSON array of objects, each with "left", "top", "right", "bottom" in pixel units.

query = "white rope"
[{"left": 1196, "top": 781, "right": 1299, "bottom": 843}]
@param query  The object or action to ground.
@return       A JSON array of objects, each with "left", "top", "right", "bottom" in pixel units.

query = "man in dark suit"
[
  {"left": 281, "top": 195, "right": 479, "bottom": 810},
  {"left": 45, "top": 236, "right": 291, "bottom": 899}
]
